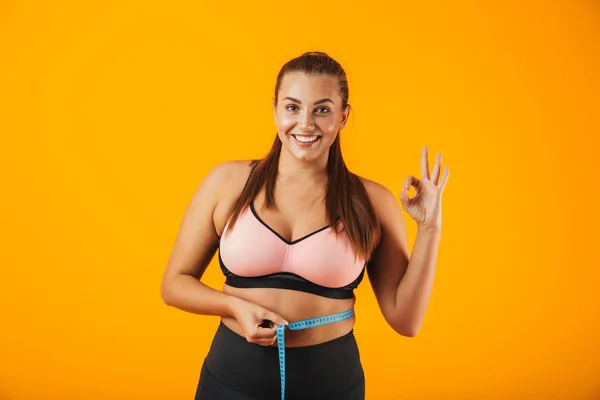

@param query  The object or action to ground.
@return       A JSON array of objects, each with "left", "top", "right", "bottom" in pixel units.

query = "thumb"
[
  {"left": 262, "top": 310, "right": 289, "bottom": 326},
  {"left": 400, "top": 176, "right": 412, "bottom": 207}
]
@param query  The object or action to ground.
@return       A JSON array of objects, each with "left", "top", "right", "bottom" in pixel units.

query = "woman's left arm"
[{"left": 365, "top": 146, "right": 449, "bottom": 337}]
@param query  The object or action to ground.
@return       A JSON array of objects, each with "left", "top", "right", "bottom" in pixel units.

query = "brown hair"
[{"left": 225, "top": 52, "right": 378, "bottom": 261}]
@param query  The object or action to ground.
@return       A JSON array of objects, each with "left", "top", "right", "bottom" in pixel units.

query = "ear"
[
  {"left": 272, "top": 98, "right": 277, "bottom": 121},
  {"left": 339, "top": 103, "right": 351, "bottom": 130}
]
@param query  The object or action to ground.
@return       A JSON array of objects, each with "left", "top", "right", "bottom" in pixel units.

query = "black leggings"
[{"left": 194, "top": 322, "right": 365, "bottom": 400}]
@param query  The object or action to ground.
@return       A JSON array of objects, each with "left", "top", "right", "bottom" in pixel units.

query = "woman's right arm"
[
  {"left": 160, "top": 161, "right": 288, "bottom": 346},
  {"left": 160, "top": 161, "right": 243, "bottom": 317}
]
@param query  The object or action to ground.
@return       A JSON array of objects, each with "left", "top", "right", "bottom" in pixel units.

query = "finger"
[
  {"left": 438, "top": 166, "right": 450, "bottom": 191},
  {"left": 431, "top": 153, "right": 442, "bottom": 185},
  {"left": 400, "top": 175, "right": 411, "bottom": 203},
  {"left": 251, "top": 325, "right": 278, "bottom": 339},
  {"left": 400, "top": 175, "right": 418, "bottom": 207},
  {"left": 421, "top": 146, "right": 430, "bottom": 181},
  {"left": 401, "top": 175, "right": 420, "bottom": 194},
  {"left": 406, "top": 175, "right": 420, "bottom": 189},
  {"left": 260, "top": 312, "right": 289, "bottom": 327},
  {"left": 256, "top": 335, "right": 277, "bottom": 346},
  {"left": 400, "top": 184, "right": 409, "bottom": 209}
]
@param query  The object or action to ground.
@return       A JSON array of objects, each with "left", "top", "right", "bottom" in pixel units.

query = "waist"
[{"left": 222, "top": 284, "right": 356, "bottom": 347}]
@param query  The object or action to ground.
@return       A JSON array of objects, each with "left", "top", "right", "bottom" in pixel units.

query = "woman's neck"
[{"left": 276, "top": 148, "right": 328, "bottom": 183}]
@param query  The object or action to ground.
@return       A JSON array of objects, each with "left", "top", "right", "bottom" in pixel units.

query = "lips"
[
  {"left": 292, "top": 134, "right": 320, "bottom": 143},
  {"left": 291, "top": 134, "right": 321, "bottom": 147}
]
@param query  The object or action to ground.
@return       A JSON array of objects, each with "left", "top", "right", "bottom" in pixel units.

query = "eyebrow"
[{"left": 283, "top": 97, "right": 334, "bottom": 105}]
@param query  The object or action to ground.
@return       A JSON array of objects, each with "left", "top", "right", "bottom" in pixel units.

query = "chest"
[{"left": 253, "top": 184, "right": 329, "bottom": 244}]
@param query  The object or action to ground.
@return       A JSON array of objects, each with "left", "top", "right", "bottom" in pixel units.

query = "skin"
[
  {"left": 222, "top": 72, "right": 355, "bottom": 346},
  {"left": 160, "top": 71, "right": 449, "bottom": 348}
]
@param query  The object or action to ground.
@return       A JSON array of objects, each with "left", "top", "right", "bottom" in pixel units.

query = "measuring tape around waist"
[{"left": 275, "top": 308, "right": 355, "bottom": 400}]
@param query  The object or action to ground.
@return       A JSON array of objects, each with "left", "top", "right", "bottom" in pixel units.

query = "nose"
[{"left": 299, "top": 110, "right": 314, "bottom": 132}]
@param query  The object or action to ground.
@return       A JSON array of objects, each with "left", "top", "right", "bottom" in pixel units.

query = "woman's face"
[{"left": 273, "top": 72, "right": 349, "bottom": 163}]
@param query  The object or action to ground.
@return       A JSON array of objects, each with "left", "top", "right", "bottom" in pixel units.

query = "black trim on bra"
[
  {"left": 216, "top": 161, "right": 259, "bottom": 240},
  {"left": 249, "top": 201, "right": 331, "bottom": 245},
  {"left": 218, "top": 251, "right": 365, "bottom": 300}
]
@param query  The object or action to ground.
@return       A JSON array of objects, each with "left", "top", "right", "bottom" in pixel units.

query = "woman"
[{"left": 160, "top": 51, "right": 449, "bottom": 400}]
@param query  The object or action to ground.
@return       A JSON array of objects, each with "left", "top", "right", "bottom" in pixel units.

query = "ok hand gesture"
[{"left": 400, "top": 146, "right": 449, "bottom": 229}]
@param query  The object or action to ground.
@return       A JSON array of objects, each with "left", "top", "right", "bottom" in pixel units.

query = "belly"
[{"left": 221, "top": 284, "right": 356, "bottom": 347}]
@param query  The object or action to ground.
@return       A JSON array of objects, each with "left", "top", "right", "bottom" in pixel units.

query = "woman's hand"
[
  {"left": 232, "top": 298, "right": 289, "bottom": 346},
  {"left": 400, "top": 146, "right": 449, "bottom": 229}
]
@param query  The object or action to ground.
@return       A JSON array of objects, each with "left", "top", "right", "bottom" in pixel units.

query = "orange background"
[{"left": 1, "top": 1, "right": 599, "bottom": 399}]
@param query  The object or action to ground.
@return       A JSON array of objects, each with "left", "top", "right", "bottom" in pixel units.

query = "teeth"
[{"left": 294, "top": 135, "right": 319, "bottom": 143}]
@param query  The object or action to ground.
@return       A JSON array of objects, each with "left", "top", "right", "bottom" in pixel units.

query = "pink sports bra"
[{"left": 218, "top": 201, "right": 367, "bottom": 299}]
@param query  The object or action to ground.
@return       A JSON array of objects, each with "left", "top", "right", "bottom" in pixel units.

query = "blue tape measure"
[{"left": 275, "top": 308, "right": 354, "bottom": 400}]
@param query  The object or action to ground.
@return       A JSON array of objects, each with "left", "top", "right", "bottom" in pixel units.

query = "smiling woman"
[
  {"left": 277, "top": 79, "right": 343, "bottom": 156},
  {"left": 160, "top": 51, "right": 449, "bottom": 400}
]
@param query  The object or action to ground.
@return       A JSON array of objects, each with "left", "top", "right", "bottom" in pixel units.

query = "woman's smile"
[{"left": 291, "top": 134, "right": 322, "bottom": 147}]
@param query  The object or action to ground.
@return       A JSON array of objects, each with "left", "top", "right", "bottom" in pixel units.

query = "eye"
[
  {"left": 286, "top": 104, "right": 299, "bottom": 112},
  {"left": 315, "top": 107, "right": 330, "bottom": 114}
]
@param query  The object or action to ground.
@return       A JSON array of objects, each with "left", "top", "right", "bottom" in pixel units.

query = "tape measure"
[{"left": 275, "top": 308, "right": 354, "bottom": 400}]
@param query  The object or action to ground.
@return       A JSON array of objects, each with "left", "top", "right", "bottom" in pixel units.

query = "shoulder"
[
  {"left": 192, "top": 160, "right": 256, "bottom": 236},
  {"left": 205, "top": 160, "right": 254, "bottom": 183},
  {"left": 201, "top": 160, "right": 254, "bottom": 193},
  {"left": 190, "top": 160, "right": 254, "bottom": 206},
  {"left": 356, "top": 174, "right": 406, "bottom": 233},
  {"left": 357, "top": 175, "right": 398, "bottom": 211}
]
